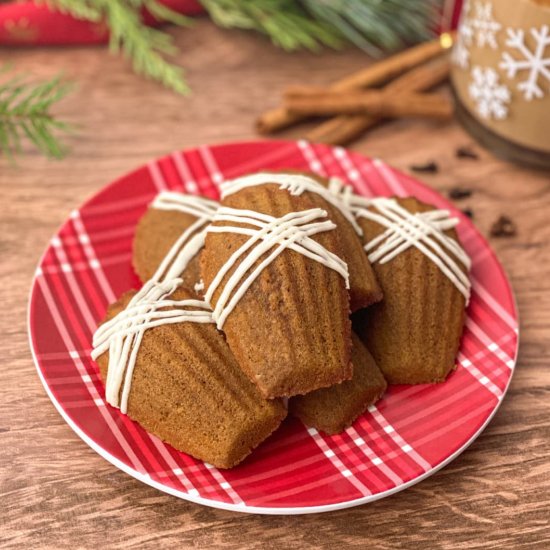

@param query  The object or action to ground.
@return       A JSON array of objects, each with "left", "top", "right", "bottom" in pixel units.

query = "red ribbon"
[{"left": 0, "top": 0, "right": 204, "bottom": 46}]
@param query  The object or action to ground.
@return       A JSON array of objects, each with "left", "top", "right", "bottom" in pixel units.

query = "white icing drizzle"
[
  {"left": 351, "top": 197, "right": 471, "bottom": 301},
  {"left": 92, "top": 279, "right": 213, "bottom": 413},
  {"left": 328, "top": 176, "right": 357, "bottom": 212},
  {"left": 152, "top": 191, "right": 219, "bottom": 219},
  {"left": 204, "top": 206, "right": 349, "bottom": 329},
  {"left": 194, "top": 279, "right": 205, "bottom": 294},
  {"left": 91, "top": 191, "right": 219, "bottom": 413},
  {"left": 150, "top": 192, "right": 219, "bottom": 281},
  {"left": 220, "top": 172, "right": 363, "bottom": 236}
]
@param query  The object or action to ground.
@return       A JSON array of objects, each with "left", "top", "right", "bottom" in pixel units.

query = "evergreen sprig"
[
  {"left": 0, "top": 70, "right": 71, "bottom": 159},
  {"left": 201, "top": 0, "right": 343, "bottom": 52},
  {"left": 46, "top": 0, "right": 192, "bottom": 95},
  {"left": 202, "top": 0, "right": 439, "bottom": 55},
  {"left": 301, "top": 0, "right": 440, "bottom": 57},
  {"left": 46, "top": 0, "right": 439, "bottom": 95}
]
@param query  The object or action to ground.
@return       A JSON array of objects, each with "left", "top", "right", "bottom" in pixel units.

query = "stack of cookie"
[{"left": 92, "top": 171, "right": 470, "bottom": 468}]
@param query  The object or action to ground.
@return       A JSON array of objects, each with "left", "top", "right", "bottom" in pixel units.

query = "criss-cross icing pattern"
[
  {"left": 152, "top": 191, "right": 219, "bottom": 218},
  {"left": 150, "top": 192, "right": 219, "bottom": 281},
  {"left": 92, "top": 279, "right": 213, "bottom": 412},
  {"left": 204, "top": 206, "right": 349, "bottom": 329},
  {"left": 220, "top": 172, "right": 363, "bottom": 236},
  {"left": 349, "top": 197, "right": 471, "bottom": 301},
  {"left": 91, "top": 192, "right": 218, "bottom": 413}
]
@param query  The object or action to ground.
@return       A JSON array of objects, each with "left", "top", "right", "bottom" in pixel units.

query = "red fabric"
[
  {"left": 450, "top": 0, "right": 465, "bottom": 29},
  {"left": 439, "top": 0, "right": 464, "bottom": 32},
  {"left": 0, "top": 0, "right": 204, "bottom": 46}
]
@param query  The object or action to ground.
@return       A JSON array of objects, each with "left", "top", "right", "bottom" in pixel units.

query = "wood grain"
[{"left": 1, "top": 21, "right": 549, "bottom": 550}]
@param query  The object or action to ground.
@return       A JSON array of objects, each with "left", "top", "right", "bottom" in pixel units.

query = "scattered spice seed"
[
  {"left": 456, "top": 146, "right": 479, "bottom": 160},
  {"left": 449, "top": 187, "right": 473, "bottom": 200},
  {"left": 410, "top": 161, "right": 438, "bottom": 173},
  {"left": 490, "top": 215, "right": 517, "bottom": 238},
  {"left": 461, "top": 208, "right": 474, "bottom": 219}
]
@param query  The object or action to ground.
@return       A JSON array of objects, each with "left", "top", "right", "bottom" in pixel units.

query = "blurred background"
[{"left": 0, "top": 0, "right": 458, "bottom": 163}]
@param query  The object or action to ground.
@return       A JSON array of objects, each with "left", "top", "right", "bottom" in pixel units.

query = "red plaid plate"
[{"left": 29, "top": 140, "right": 518, "bottom": 514}]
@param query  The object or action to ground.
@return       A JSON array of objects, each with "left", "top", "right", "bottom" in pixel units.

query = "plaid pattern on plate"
[{"left": 29, "top": 140, "right": 518, "bottom": 514}]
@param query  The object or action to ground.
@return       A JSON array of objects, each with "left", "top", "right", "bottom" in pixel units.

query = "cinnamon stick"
[
  {"left": 256, "top": 34, "right": 454, "bottom": 135},
  {"left": 285, "top": 90, "right": 453, "bottom": 120},
  {"left": 306, "top": 58, "right": 451, "bottom": 145}
]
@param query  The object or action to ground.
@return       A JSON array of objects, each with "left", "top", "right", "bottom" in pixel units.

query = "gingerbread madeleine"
[
  {"left": 200, "top": 183, "right": 353, "bottom": 399},
  {"left": 352, "top": 197, "right": 471, "bottom": 384},
  {"left": 92, "top": 286, "right": 286, "bottom": 469},
  {"left": 290, "top": 333, "right": 387, "bottom": 435},
  {"left": 220, "top": 172, "right": 382, "bottom": 311},
  {"left": 133, "top": 192, "right": 219, "bottom": 287}
]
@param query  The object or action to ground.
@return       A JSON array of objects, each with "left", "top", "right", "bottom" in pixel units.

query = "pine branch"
[
  {"left": 44, "top": 0, "right": 440, "bottom": 96},
  {"left": 201, "top": 0, "right": 343, "bottom": 52},
  {"left": 104, "top": 0, "right": 190, "bottom": 95},
  {"left": 46, "top": 0, "right": 191, "bottom": 95},
  {"left": 300, "top": 0, "right": 440, "bottom": 57},
  {"left": 0, "top": 70, "right": 72, "bottom": 160},
  {"left": 201, "top": 0, "right": 440, "bottom": 55}
]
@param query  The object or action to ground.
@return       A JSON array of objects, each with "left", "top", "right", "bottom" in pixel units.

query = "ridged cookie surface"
[
  {"left": 246, "top": 171, "right": 382, "bottom": 311},
  {"left": 303, "top": 172, "right": 382, "bottom": 311},
  {"left": 290, "top": 333, "right": 387, "bottom": 434},
  {"left": 201, "top": 184, "right": 352, "bottom": 398},
  {"left": 355, "top": 197, "right": 467, "bottom": 384},
  {"left": 95, "top": 287, "right": 287, "bottom": 469},
  {"left": 133, "top": 207, "right": 202, "bottom": 288}
]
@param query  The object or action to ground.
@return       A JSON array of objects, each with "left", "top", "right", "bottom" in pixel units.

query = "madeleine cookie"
[
  {"left": 201, "top": 183, "right": 352, "bottom": 398},
  {"left": 220, "top": 171, "right": 382, "bottom": 311},
  {"left": 353, "top": 197, "right": 470, "bottom": 384},
  {"left": 290, "top": 333, "right": 387, "bottom": 434},
  {"left": 133, "top": 192, "right": 218, "bottom": 289},
  {"left": 93, "top": 287, "right": 286, "bottom": 469}
]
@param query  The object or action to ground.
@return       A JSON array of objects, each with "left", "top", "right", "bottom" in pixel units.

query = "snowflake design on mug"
[
  {"left": 468, "top": 66, "right": 511, "bottom": 120},
  {"left": 470, "top": 1, "right": 501, "bottom": 49},
  {"left": 452, "top": 0, "right": 474, "bottom": 68},
  {"left": 499, "top": 25, "right": 550, "bottom": 101}
]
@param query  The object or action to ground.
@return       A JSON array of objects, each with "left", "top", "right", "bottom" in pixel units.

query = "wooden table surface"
[{"left": 1, "top": 21, "right": 549, "bottom": 550}]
